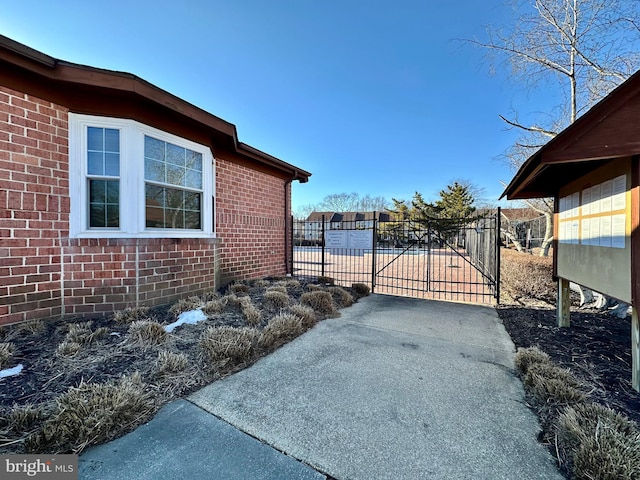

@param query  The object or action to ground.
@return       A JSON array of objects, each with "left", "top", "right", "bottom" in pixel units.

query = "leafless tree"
[{"left": 469, "top": 0, "right": 640, "bottom": 312}]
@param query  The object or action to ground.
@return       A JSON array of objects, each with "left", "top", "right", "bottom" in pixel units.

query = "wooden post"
[
  {"left": 557, "top": 277, "right": 570, "bottom": 327},
  {"left": 633, "top": 308, "right": 640, "bottom": 391}
]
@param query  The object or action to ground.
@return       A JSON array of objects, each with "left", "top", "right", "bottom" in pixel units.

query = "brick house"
[{"left": 0, "top": 35, "right": 311, "bottom": 326}]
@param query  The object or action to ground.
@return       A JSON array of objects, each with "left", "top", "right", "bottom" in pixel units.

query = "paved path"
[{"left": 190, "top": 294, "right": 563, "bottom": 480}]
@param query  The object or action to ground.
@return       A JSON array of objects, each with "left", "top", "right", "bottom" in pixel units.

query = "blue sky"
[{"left": 2, "top": 1, "right": 542, "bottom": 212}]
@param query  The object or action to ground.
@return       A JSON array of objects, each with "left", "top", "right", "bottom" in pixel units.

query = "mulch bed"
[{"left": 497, "top": 304, "right": 640, "bottom": 425}]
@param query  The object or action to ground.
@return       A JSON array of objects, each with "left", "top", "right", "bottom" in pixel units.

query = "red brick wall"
[
  {"left": 1, "top": 86, "right": 293, "bottom": 326},
  {"left": 216, "top": 157, "right": 289, "bottom": 284},
  {"left": 0, "top": 86, "right": 69, "bottom": 325}
]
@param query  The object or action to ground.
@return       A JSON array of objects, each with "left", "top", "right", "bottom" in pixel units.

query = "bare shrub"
[
  {"left": 155, "top": 350, "right": 188, "bottom": 376},
  {"left": 351, "top": 283, "right": 370, "bottom": 298},
  {"left": 200, "top": 326, "right": 258, "bottom": 364},
  {"left": 259, "top": 313, "right": 304, "bottom": 351},
  {"left": 556, "top": 403, "right": 640, "bottom": 479},
  {"left": 127, "top": 320, "right": 167, "bottom": 346},
  {"left": 501, "top": 248, "right": 555, "bottom": 304},
  {"left": 66, "top": 321, "right": 108, "bottom": 345},
  {"left": 5, "top": 404, "right": 43, "bottom": 435},
  {"left": 56, "top": 341, "right": 82, "bottom": 357},
  {"left": 266, "top": 285, "right": 288, "bottom": 294},
  {"left": 238, "top": 297, "right": 261, "bottom": 325},
  {"left": 252, "top": 279, "right": 271, "bottom": 288},
  {"left": 317, "top": 276, "right": 334, "bottom": 285},
  {"left": 288, "top": 304, "right": 316, "bottom": 329},
  {"left": 12, "top": 319, "right": 45, "bottom": 336},
  {"left": 328, "top": 286, "right": 354, "bottom": 307},
  {"left": 514, "top": 346, "right": 552, "bottom": 375},
  {"left": 202, "top": 298, "right": 228, "bottom": 316},
  {"left": 523, "top": 362, "right": 586, "bottom": 405},
  {"left": 29, "top": 373, "right": 153, "bottom": 454},
  {"left": 264, "top": 290, "right": 289, "bottom": 310},
  {"left": 0, "top": 342, "right": 15, "bottom": 369},
  {"left": 169, "top": 296, "right": 203, "bottom": 318},
  {"left": 113, "top": 306, "right": 150, "bottom": 324},
  {"left": 200, "top": 290, "right": 220, "bottom": 302},
  {"left": 229, "top": 283, "right": 249, "bottom": 295},
  {"left": 301, "top": 291, "right": 337, "bottom": 316}
]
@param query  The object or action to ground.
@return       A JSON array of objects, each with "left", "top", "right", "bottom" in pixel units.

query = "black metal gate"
[{"left": 292, "top": 210, "right": 500, "bottom": 304}]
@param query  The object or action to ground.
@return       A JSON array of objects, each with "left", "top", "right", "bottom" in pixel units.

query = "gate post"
[
  {"left": 371, "top": 212, "right": 377, "bottom": 293},
  {"left": 321, "top": 214, "right": 325, "bottom": 278},
  {"left": 496, "top": 207, "right": 501, "bottom": 304}
]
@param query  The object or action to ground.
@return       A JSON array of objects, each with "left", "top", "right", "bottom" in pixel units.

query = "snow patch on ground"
[
  {"left": 0, "top": 363, "right": 23, "bottom": 378},
  {"left": 164, "top": 309, "right": 207, "bottom": 333}
]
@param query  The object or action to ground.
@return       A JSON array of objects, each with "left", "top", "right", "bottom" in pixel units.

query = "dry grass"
[
  {"left": 264, "top": 290, "right": 289, "bottom": 310},
  {"left": 229, "top": 283, "right": 249, "bottom": 295},
  {"left": 351, "top": 283, "right": 371, "bottom": 298},
  {"left": 300, "top": 290, "right": 337, "bottom": 316},
  {"left": 200, "top": 326, "right": 258, "bottom": 365},
  {"left": 56, "top": 341, "right": 82, "bottom": 357},
  {"left": 0, "top": 342, "right": 15, "bottom": 369},
  {"left": 113, "top": 306, "right": 150, "bottom": 324},
  {"left": 127, "top": 320, "right": 167, "bottom": 347},
  {"left": 556, "top": 403, "right": 640, "bottom": 479},
  {"left": 501, "top": 248, "right": 555, "bottom": 304},
  {"left": 28, "top": 373, "right": 153, "bottom": 454},
  {"left": 328, "top": 286, "right": 354, "bottom": 308},
  {"left": 155, "top": 350, "right": 188, "bottom": 376},
  {"left": 514, "top": 346, "right": 552, "bottom": 375},
  {"left": 259, "top": 313, "right": 304, "bottom": 351},
  {"left": 169, "top": 296, "right": 203, "bottom": 318},
  {"left": 523, "top": 362, "right": 586, "bottom": 406},
  {"left": 66, "top": 321, "right": 108, "bottom": 345},
  {"left": 266, "top": 285, "right": 288, "bottom": 294},
  {"left": 288, "top": 304, "right": 316, "bottom": 329},
  {"left": 317, "top": 276, "right": 335, "bottom": 285},
  {"left": 238, "top": 297, "right": 261, "bottom": 325},
  {"left": 201, "top": 297, "right": 228, "bottom": 316}
]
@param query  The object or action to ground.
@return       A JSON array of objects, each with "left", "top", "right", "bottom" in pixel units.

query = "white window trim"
[{"left": 69, "top": 113, "right": 215, "bottom": 238}]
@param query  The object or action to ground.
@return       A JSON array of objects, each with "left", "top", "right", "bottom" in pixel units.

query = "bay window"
[{"left": 69, "top": 114, "right": 214, "bottom": 238}]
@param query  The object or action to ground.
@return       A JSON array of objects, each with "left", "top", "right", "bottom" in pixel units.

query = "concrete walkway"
[
  {"left": 190, "top": 294, "right": 563, "bottom": 480},
  {"left": 81, "top": 294, "right": 564, "bottom": 479}
]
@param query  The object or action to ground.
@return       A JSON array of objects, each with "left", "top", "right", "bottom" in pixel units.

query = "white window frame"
[{"left": 69, "top": 114, "right": 215, "bottom": 238}]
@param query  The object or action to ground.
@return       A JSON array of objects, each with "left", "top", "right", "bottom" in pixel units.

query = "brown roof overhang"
[
  {"left": 0, "top": 34, "right": 310, "bottom": 182},
  {"left": 501, "top": 69, "right": 640, "bottom": 200}
]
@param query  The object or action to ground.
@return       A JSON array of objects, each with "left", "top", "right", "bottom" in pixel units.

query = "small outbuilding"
[
  {"left": 0, "top": 35, "right": 311, "bottom": 326},
  {"left": 502, "top": 69, "right": 640, "bottom": 390}
]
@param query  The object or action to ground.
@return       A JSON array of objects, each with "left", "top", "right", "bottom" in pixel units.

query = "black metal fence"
[{"left": 292, "top": 211, "right": 500, "bottom": 304}]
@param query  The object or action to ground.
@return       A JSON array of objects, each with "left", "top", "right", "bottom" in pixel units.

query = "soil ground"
[{"left": 497, "top": 304, "right": 640, "bottom": 425}]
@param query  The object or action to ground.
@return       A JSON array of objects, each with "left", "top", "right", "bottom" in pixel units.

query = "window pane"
[
  {"left": 90, "top": 204, "right": 106, "bottom": 227},
  {"left": 106, "top": 205, "right": 119, "bottom": 227},
  {"left": 184, "top": 211, "right": 201, "bottom": 229},
  {"left": 105, "top": 153, "right": 120, "bottom": 176},
  {"left": 145, "top": 185, "right": 201, "bottom": 230},
  {"left": 87, "top": 127, "right": 103, "bottom": 151},
  {"left": 144, "top": 136, "right": 165, "bottom": 162},
  {"left": 106, "top": 181, "right": 119, "bottom": 203},
  {"left": 186, "top": 151, "right": 202, "bottom": 171},
  {"left": 166, "top": 164, "right": 185, "bottom": 186},
  {"left": 89, "top": 180, "right": 119, "bottom": 228},
  {"left": 146, "top": 184, "right": 165, "bottom": 207},
  {"left": 88, "top": 152, "right": 104, "bottom": 175},
  {"left": 167, "top": 143, "right": 185, "bottom": 167},
  {"left": 185, "top": 170, "right": 202, "bottom": 189},
  {"left": 145, "top": 158, "right": 165, "bottom": 183},
  {"left": 166, "top": 209, "right": 184, "bottom": 229},
  {"left": 184, "top": 192, "right": 200, "bottom": 210},
  {"left": 104, "top": 129, "right": 120, "bottom": 152},
  {"left": 89, "top": 180, "right": 106, "bottom": 203}
]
